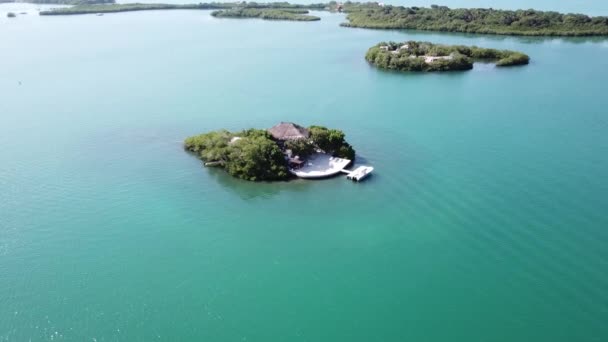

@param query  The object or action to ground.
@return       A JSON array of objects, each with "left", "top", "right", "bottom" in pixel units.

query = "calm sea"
[{"left": 1, "top": 2, "right": 608, "bottom": 341}]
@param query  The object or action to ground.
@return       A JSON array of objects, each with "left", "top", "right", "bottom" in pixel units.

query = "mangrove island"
[
  {"left": 184, "top": 122, "right": 356, "bottom": 181},
  {"left": 340, "top": 3, "right": 608, "bottom": 36},
  {"left": 211, "top": 8, "right": 320, "bottom": 21},
  {"left": 34, "top": 1, "right": 608, "bottom": 37},
  {"left": 40, "top": 1, "right": 327, "bottom": 19},
  {"left": 365, "top": 41, "right": 530, "bottom": 72}
]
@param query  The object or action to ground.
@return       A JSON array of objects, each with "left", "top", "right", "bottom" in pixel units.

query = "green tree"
[
  {"left": 225, "top": 136, "right": 288, "bottom": 181},
  {"left": 285, "top": 139, "right": 315, "bottom": 158},
  {"left": 308, "top": 125, "right": 356, "bottom": 160}
]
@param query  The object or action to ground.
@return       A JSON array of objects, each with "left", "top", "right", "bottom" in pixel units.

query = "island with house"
[
  {"left": 184, "top": 122, "right": 371, "bottom": 182},
  {"left": 365, "top": 41, "right": 530, "bottom": 72}
]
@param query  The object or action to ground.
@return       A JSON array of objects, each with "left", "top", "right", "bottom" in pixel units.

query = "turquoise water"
[{"left": 2, "top": 5, "right": 608, "bottom": 342}]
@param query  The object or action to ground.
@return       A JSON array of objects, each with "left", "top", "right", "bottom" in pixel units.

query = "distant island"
[
  {"left": 40, "top": 1, "right": 328, "bottom": 18},
  {"left": 3, "top": 0, "right": 113, "bottom": 4},
  {"left": 40, "top": 3, "right": 233, "bottom": 15},
  {"left": 7, "top": 12, "right": 17, "bottom": 17},
  {"left": 185, "top": 122, "right": 355, "bottom": 181},
  {"left": 366, "top": 41, "right": 530, "bottom": 72},
  {"left": 211, "top": 8, "right": 320, "bottom": 21},
  {"left": 34, "top": 1, "right": 608, "bottom": 36},
  {"left": 341, "top": 3, "right": 608, "bottom": 36}
]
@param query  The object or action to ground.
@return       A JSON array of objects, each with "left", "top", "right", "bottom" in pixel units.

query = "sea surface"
[{"left": 1, "top": 2, "right": 608, "bottom": 341}]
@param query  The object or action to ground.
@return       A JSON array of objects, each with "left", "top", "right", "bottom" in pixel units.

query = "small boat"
[
  {"left": 346, "top": 166, "right": 374, "bottom": 182},
  {"left": 96, "top": 13, "right": 104, "bottom": 16}
]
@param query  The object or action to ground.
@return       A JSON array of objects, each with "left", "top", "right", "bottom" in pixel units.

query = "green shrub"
[
  {"left": 285, "top": 139, "right": 315, "bottom": 158},
  {"left": 308, "top": 126, "right": 356, "bottom": 160},
  {"left": 224, "top": 136, "right": 288, "bottom": 181}
]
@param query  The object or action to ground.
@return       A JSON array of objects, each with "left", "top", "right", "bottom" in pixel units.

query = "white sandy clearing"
[{"left": 289, "top": 153, "right": 351, "bottom": 179}]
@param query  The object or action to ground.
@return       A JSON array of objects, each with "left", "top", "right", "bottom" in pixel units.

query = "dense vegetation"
[
  {"left": 211, "top": 8, "right": 320, "bottom": 21},
  {"left": 341, "top": 3, "right": 608, "bottom": 36},
  {"left": 284, "top": 139, "right": 316, "bottom": 159},
  {"left": 365, "top": 41, "right": 529, "bottom": 72},
  {"left": 308, "top": 126, "right": 355, "bottom": 160},
  {"left": 40, "top": 1, "right": 327, "bottom": 16},
  {"left": 283, "top": 126, "right": 355, "bottom": 160},
  {"left": 184, "top": 125, "right": 355, "bottom": 182},
  {"left": 185, "top": 129, "right": 289, "bottom": 181}
]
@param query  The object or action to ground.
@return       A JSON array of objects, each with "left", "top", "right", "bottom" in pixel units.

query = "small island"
[
  {"left": 184, "top": 122, "right": 356, "bottom": 181},
  {"left": 211, "top": 8, "right": 320, "bottom": 21},
  {"left": 341, "top": 3, "right": 608, "bottom": 36},
  {"left": 365, "top": 41, "right": 530, "bottom": 72},
  {"left": 7, "top": 12, "right": 17, "bottom": 17}
]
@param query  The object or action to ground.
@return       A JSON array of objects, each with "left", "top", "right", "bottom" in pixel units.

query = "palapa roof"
[{"left": 267, "top": 122, "right": 309, "bottom": 141}]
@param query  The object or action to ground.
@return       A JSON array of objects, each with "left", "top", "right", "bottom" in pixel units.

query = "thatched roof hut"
[{"left": 267, "top": 122, "right": 309, "bottom": 141}]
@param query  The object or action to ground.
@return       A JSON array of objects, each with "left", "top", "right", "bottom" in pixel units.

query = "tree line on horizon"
[
  {"left": 34, "top": 0, "right": 608, "bottom": 37},
  {"left": 341, "top": 3, "right": 608, "bottom": 36}
]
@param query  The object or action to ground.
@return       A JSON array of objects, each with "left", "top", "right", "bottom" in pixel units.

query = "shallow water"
[{"left": 1, "top": 5, "right": 608, "bottom": 342}]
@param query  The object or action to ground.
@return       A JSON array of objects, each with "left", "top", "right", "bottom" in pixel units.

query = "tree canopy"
[
  {"left": 185, "top": 129, "right": 288, "bottom": 181},
  {"left": 308, "top": 126, "right": 356, "bottom": 160},
  {"left": 211, "top": 8, "right": 320, "bottom": 21}
]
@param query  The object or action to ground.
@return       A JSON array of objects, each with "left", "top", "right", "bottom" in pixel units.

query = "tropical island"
[
  {"left": 340, "top": 3, "right": 608, "bottom": 36},
  {"left": 366, "top": 41, "right": 530, "bottom": 72},
  {"left": 184, "top": 122, "right": 356, "bottom": 181},
  {"left": 211, "top": 8, "right": 320, "bottom": 21}
]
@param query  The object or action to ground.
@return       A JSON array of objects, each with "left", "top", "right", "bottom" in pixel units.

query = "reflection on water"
[{"left": 363, "top": 27, "right": 608, "bottom": 44}]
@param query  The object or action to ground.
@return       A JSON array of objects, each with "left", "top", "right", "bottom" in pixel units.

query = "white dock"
[{"left": 344, "top": 166, "right": 374, "bottom": 182}]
